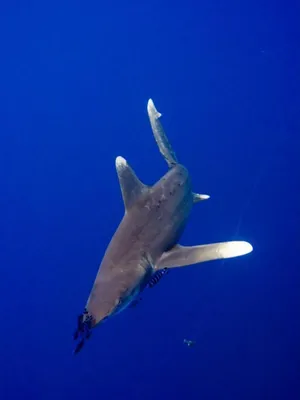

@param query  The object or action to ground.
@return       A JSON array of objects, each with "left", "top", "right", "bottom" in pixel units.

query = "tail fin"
[{"left": 147, "top": 99, "right": 178, "bottom": 168}]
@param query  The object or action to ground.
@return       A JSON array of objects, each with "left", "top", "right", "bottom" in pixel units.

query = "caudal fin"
[{"left": 147, "top": 99, "right": 178, "bottom": 168}]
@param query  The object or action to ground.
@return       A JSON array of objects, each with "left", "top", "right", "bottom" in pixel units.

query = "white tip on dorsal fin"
[
  {"left": 156, "top": 241, "right": 253, "bottom": 269},
  {"left": 147, "top": 99, "right": 178, "bottom": 168},
  {"left": 115, "top": 156, "right": 148, "bottom": 211}
]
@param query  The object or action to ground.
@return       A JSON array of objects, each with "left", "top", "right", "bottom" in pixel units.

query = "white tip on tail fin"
[
  {"left": 147, "top": 98, "right": 162, "bottom": 119},
  {"left": 147, "top": 98, "right": 178, "bottom": 168},
  {"left": 156, "top": 241, "right": 253, "bottom": 269}
]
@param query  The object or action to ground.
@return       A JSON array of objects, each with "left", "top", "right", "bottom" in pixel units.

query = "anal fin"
[{"left": 156, "top": 241, "right": 253, "bottom": 269}]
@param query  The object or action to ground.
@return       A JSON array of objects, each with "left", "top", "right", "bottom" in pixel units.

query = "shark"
[{"left": 73, "top": 99, "right": 253, "bottom": 354}]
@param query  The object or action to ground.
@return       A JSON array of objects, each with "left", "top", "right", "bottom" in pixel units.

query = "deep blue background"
[{"left": 0, "top": 1, "right": 299, "bottom": 399}]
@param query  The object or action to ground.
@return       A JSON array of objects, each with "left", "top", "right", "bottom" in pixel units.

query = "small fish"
[
  {"left": 183, "top": 339, "right": 196, "bottom": 347},
  {"left": 73, "top": 339, "right": 85, "bottom": 355},
  {"left": 147, "top": 268, "right": 168, "bottom": 288},
  {"left": 73, "top": 310, "right": 94, "bottom": 354}
]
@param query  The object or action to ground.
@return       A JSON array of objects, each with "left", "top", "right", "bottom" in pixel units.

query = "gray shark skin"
[
  {"left": 87, "top": 162, "right": 193, "bottom": 322},
  {"left": 73, "top": 99, "right": 253, "bottom": 353}
]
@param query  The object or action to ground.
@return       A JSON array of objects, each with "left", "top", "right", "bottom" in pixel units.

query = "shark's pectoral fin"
[
  {"left": 156, "top": 241, "right": 253, "bottom": 269},
  {"left": 115, "top": 156, "right": 148, "bottom": 210}
]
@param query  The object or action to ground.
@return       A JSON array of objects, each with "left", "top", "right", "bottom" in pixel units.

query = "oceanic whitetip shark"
[{"left": 73, "top": 99, "right": 253, "bottom": 354}]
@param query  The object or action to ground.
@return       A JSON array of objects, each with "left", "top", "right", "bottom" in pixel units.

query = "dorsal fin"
[{"left": 115, "top": 156, "right": 148, "bottom": 211}]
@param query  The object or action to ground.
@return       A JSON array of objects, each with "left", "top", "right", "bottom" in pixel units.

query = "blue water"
[{"left": 0, "top": 1, "right": 299, "bottom": 399}]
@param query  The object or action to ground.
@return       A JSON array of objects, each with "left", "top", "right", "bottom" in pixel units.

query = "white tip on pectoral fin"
[
  {"left": 217, "top": 241, "right": 253, "bottom": 258},
  {"left": 156, "top": 241, "right": 253, "bottom": 269}
]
